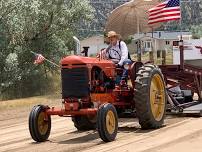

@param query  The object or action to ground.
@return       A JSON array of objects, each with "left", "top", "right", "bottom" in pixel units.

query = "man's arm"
[{"left": 118, "top": 41, "right": 128, "bottom": 66}]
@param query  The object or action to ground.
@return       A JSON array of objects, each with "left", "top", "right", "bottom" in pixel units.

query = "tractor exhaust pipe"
[{"left": 73, "top": 36, "right": 81, "bottom": 55}]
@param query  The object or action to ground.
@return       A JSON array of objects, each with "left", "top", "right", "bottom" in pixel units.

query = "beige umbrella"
[{"left": 105, "top": 0, "right": 161, "bottom": 38}]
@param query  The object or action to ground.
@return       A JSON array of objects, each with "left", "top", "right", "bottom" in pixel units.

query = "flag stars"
[{"left": 166, "top": 0, "right": 180, "bottom": 7}]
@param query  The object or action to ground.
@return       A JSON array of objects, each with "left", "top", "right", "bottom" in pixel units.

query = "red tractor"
[
  {"left": 29, "top": 55, "right": 167, "bottom": 142},
  {"left": 29, "top": 39, "right": 202, "bottom": 142}
]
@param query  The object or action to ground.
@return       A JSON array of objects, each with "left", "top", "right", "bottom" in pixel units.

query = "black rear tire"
[
  {"left": 134, "top": 64, "right": 166, "bottom": 129},
  {"left": 72, "top": 116, "right": 96, "bottom": 131},
  {"left": 29, "top": 105, "right": 51, "bottom": 142},
  {"left": 97, "top": 103, "right": 118, "bottom": 142}
]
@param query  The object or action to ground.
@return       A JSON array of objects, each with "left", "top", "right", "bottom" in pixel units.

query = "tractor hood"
[
  {"left": 61, "top": 55, "right": 112, "bottom": 64},
  {"left": 60, "top": 55, "right": 116, "bottom": 77}
]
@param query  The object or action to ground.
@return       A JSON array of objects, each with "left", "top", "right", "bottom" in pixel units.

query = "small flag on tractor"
[
  {"left": 148, "top": 0, "right": 181, "bottom": 25},
  {"left": 31, "top": 51, "right": 60, "bottom": 67},
  {"left": 34, "top": 53, "right": 45, "bottom": 64}
]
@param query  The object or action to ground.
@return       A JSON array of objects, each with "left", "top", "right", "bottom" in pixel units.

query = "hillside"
[{"left": 79, "top": 0, "right": 202, "bottom": 38}]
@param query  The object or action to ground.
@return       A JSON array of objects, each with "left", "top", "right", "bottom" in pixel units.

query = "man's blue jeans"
[{"left": 121, "top": 59, "right": 132, "bottom": 80}]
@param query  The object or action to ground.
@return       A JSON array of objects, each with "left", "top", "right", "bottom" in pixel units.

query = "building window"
[
  {"left": 173, "top": 41, "right": 179, "bottom": 46},
  {"left": 166, "top": 41, "right": 170, "bottom": 45},
  {"left": 144, "top": 41, "right": 151, "bottom": 49}
]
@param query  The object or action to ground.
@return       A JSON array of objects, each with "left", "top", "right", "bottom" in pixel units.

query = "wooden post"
[
  {"left": 137, "top": 52, "right": 141, "bottom": 62},
  {"left": 137, "top": 40, "right": 141, "bottom": 62},
  {"left": 149, "top": 51, "right": 154, "bottom": 63},
  {"left": 162, "top": 50, "right": 166, "bottom": 65},
  {"left": 179, "top": 39, "right": 184, "bottom": 70}
]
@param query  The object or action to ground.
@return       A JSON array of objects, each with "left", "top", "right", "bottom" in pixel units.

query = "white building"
[
  {"left": 133, "top": 31, "right": 192, "bottom": 53},
  {"left": 80, "top": 35, "right": 108, "bottom": 56}
]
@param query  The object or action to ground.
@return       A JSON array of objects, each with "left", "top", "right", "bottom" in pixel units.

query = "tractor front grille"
[{"left": 61, "top": 67, "right": 89, "bottom": 98}]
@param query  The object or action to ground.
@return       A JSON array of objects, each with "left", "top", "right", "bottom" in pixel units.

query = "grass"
[
  {"left": 0, "top": 73, "right": 62, "bottom": 111},
  {"left": 0, "top": 94, "right": 61, "bottom": 111}
]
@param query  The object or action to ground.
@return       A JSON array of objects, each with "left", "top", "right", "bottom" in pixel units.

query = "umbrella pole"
[
  {"left": 137, "top": 16, "right": 141, "bottom": 62},
  {"left": 149, "top": 28, "right": 154, "bottom": 63}
]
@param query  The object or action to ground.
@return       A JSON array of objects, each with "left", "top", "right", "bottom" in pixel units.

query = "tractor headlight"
[{"left": 123, "top": 63, "right": 130, "bottom": 70}]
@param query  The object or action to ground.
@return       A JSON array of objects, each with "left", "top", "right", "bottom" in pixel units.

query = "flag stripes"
[
  {"left": 148, "top": 0, "right": 181, "bottom": 25},
  {"left": 34, "top": 54, "right": 45, "bottom": 64}
]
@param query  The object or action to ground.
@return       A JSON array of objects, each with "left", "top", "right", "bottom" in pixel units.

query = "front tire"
[
  {"left": 134, "top": 64, "right": 166, "bottom": 129},
  {"left": 97, "top": 103, "right": 118, "bottom": 142},
  {"left": 29, "top": 105, "right": 51, "bottom": 142}
]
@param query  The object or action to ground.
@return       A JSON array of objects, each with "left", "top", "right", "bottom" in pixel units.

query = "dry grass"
[
  {"left": 131, "top": 51, "right": 173, "bottom": 65},
  {"left": 0, "top": 94, "right": 61, "bottom": 111}
]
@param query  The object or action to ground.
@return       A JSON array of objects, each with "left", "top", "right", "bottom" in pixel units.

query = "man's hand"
[{"left": 115, "top": 64, "right": 121, "bottom": 68}]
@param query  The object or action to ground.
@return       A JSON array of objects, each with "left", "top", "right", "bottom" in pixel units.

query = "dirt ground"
[{"left": 0, "top": 98, "right": 202, "bottom": 152}]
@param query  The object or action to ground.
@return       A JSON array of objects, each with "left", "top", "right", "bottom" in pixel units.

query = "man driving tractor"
[{"left": 100, "top": 31, "right": 132, "bottom": 82}]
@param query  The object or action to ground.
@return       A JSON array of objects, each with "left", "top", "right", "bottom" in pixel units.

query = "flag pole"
[
  {"left": 179, "top": 0, "right": 183, "bottom": 40},
  {"left": 30, "top": 51, "right": 60, "bottom": 68},
  {"left": 179, "top": 0, "right": 184, "bottom": 69}
]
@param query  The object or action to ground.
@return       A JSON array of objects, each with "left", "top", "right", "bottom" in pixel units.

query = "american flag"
[
  {"left": 148, "top": 0, "right": 181, "bottom": 25},
  {"left": 34, "top": 53, "right": 45, "bottom": 64}
]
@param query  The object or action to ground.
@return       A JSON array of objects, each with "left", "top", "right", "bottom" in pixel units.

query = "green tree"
[
  {"left": 0, "top": 0, "right": 94, "bottom": 99},
  {"left": 191, "top": 24, "right": 202, "bottom": 39}
]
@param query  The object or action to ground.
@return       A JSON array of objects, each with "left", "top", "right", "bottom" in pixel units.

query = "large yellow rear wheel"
[{"left": 134, "top": 64, "right": 166, "bottom": 129}]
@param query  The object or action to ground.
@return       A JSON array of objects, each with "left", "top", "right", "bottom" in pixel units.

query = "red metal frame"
[
  {"left": 160, "top": 65, "right": 202, "bottom": 111},
  {"left": 159, "top": 64, "right": 201, "bottom": 93},
  {"left": 46, "top": 107, "right": 97, "bottom": 116}
]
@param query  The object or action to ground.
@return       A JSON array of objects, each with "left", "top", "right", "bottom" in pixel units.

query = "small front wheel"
[
  {"left": 97, "top": 103, "right": 118, "bottom": 142},
  {"left": 29, "top": 105, "right": 51, "bottom": 142}
]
